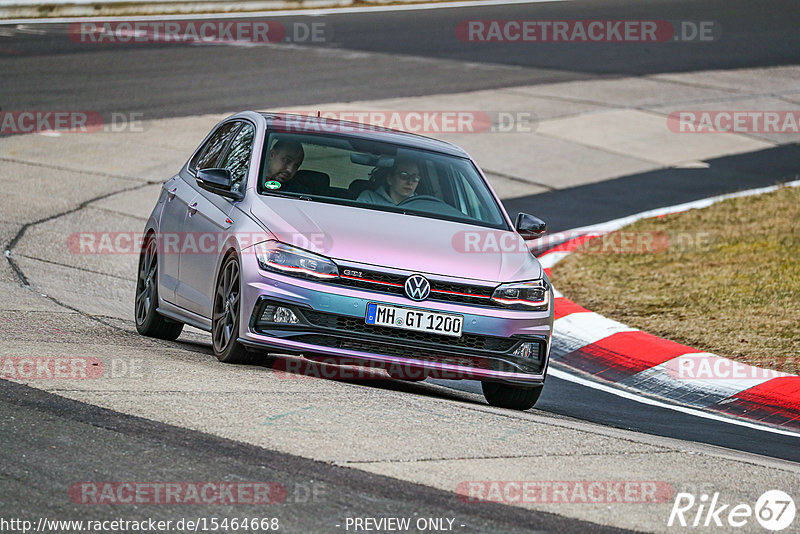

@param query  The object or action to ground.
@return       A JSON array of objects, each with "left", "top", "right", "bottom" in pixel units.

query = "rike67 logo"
[{"left": 668, "top": 490, "right": 796, "bottom": 531}]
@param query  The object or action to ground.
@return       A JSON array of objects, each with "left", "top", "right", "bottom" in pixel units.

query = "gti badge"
[{"left": 404, "top": 274, "right": 431, "bottom": 301}]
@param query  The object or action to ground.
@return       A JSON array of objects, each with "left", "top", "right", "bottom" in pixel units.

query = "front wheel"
[
  {"left": 135, "top": 235, "right": 183, "bottom": 340},
  {"left": 212, "top": 253, "right": 259, "bottom": 364},
  {"left": 482, "top": 382, "right": 542, "bottom": 410}
]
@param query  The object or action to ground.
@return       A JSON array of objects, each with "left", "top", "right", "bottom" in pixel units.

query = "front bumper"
[{"left": 238, "top": 254, "right": 553, "bottom": 385}]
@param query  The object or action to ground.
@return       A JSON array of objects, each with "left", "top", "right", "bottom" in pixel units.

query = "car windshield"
[{"left": 258, "top": 131, "right": 509, "bottom": 230}]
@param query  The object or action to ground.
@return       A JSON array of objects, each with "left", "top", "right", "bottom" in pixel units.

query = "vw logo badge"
[{"left": 404, "top": 274, "right": 431, "bottom": 301}]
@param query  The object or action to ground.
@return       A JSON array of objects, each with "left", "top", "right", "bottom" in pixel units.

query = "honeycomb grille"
[{"left": 301, "top": 309, "right": 517, "bottom": 352}]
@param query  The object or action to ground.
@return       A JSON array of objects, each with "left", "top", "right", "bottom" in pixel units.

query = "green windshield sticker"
[{"left": 265, "top": 180, "right": 282, "bottom": 190}]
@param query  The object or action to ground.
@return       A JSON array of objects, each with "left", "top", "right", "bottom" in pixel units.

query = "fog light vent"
[
  {"left": 513, "top": 342, "right": 540, "bottom": 361},
  {"left": 260, "top": 305, "right": 299, "bottom": 324}
]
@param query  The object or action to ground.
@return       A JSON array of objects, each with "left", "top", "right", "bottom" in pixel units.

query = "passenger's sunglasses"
[{"left": 396, "top": 171, "right": 421, "bottom": 182}]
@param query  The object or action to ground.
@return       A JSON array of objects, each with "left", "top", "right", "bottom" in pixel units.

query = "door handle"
[
  {"left": 187, "top": 202, "right": 198, "bottom": 216},
  {"left": 167, "top": 187, "right": 177, "bottom": 201}
]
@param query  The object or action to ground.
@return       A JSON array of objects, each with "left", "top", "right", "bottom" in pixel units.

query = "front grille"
[
  {"left": 332, "top": 268, "right": 499, "bottom": 307},
  {"left": 301, "top": 309, "right": 517, "bottom": 352},
  {"left": 251, "top": 299, "right": 546, "bottom": 375}
]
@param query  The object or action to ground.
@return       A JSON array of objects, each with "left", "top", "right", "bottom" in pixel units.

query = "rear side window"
[
  {"left": 189, "top": 122, "right": 240, "bottom": 172},
  {"left": 218, "top": 123, "right": 255, "bottom": 192}
]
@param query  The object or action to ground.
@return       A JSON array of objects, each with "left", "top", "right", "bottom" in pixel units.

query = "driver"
[
  {"left": 357, "top": 158, "right": 421, "bottom": 205},
  {"left": 264, "top": 139, "right": 310, "bottom": 194}
]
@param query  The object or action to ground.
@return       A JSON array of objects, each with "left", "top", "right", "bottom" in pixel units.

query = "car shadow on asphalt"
[
  {"left": 162, "top": 335, "right": 490, "bottom": 408},
  {"left": 254, "top": 353, "right": 488, "bottom": 407}
]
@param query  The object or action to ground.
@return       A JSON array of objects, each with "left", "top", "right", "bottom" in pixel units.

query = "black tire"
[
  {"left": 135, "top": 235, "right": 183, "bottom": 340},
  {"left": 212, "top": 253, "right": 259, "bottom": 364},
  {"left": 482, "top": 382, "right": 543, "bottom": 410}
]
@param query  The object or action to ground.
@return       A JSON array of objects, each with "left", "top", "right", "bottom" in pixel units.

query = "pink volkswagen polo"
[{"left": 136, "top": 112, "right": 553, "bottom": 410}]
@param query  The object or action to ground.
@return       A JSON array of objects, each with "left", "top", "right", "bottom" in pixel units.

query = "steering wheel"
[{"left": 398, "top": 195, "right": 445, "bottom": 206}]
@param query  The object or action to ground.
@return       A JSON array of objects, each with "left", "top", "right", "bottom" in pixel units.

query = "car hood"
[{"left": 250, "top": 196, "right": 542, "bottom": 283}]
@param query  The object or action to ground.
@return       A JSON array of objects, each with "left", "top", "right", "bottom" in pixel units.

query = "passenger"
[
  {"left": 264, "top": 140, "right": 309, "bottom": 194},
  {"left": 357, "top": 158, "right": 422, "bottom": 205}
]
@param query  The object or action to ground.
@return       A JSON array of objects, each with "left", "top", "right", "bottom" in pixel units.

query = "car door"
[
  {"left": 157, "top": 119, "right": 238, "bottom": 304},
  {"left": 161, "top": 121, "right": 239, "bottom": 309},
  {"left": 176, "top": 122, "right": 256, "bottom": 318},
  {"left": 158, "top": 173, "right": 198, "bottom": 304}
]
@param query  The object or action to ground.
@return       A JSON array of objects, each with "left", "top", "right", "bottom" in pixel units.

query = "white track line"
[
  {"left": 540, "top": 179, "right": 800, "bottom": 436},
  {"left": 549, "top": 367, "right": 800, "bottom": 439},
  {"left": 533, "top": 179, "right": 800, "bottom": 254},
  {"left": 1, "top": 0, "right": 572, "bottom": 25}
]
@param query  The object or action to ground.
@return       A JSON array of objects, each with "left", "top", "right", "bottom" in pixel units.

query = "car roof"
[{"left": 259, "top": 112, "right": 471, "bottom": 158}]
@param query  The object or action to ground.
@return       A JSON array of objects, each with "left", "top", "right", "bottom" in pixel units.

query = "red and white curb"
[{"left": 537, "top": 180, "right": 800, "bottom": 434}]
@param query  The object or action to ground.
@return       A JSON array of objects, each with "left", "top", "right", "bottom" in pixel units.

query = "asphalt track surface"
[
  {"left": 0, "top": 379, "right": 632, "bottom": 534},
  {"left": 1, "top": 0, "right": 799, "bottom": 120},
  {"left": 505, "top": 144, "right": 800, "bottom": 232},
  {"left": 2, "top": 0, "right": 800, "bottom": 530},
  {"left": 436, "top": 375, "right": 800, "bottom": 463}
]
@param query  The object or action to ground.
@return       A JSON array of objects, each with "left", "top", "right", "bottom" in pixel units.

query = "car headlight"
[
  {"left": 254, "top": 240, "right": 339, "bottom": 280},
  {"left": 491, "top": 279, "right": 549, "bottom": 310}
]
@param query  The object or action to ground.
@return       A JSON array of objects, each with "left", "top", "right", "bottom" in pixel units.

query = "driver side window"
[
  {"left": 218, "top": 123, "right": 255, "bottom": 192},
  {"left": 189, "top": 122, "right": 240, "bottom": 173}
]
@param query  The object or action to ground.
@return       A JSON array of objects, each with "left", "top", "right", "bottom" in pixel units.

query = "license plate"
[{"left": 365, "top": 303, "right": 463, "bottom": 337}]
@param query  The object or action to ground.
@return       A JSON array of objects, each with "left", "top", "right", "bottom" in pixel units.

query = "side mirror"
[
  {"left": 196, "top": 168, "right": 243, "bottom": 200},
  {"left": 515, "top": 212, "right": 547, "bottom": 240}
]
